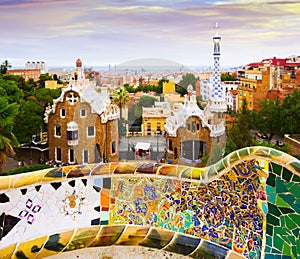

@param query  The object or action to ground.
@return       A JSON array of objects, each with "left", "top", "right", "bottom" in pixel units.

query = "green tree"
[
  {"left": 279, "top": 89, "right": 300, "bottom": 135},
  {"left": 253, "top": 99, "right": 282, "bottom": 140},
  {"left": 23, "top": 78, "right": 38, "bottom": 98},
  {"left": 13, "top": 99, "right": 44, "bottom": 144},
  {"left": 221, "top": 73, "right": 237, "bottom": 81},
  {"left": 0, "top": 78, "right": 24, "bottom": 104},
  {"left": 251, "top": 89, "right": 300, "bottom": 138},
  {"left": 177, "top": 73, "right": 198, "bottom": 96},
  {"left": 113, "top": 87, "right": 130, "bottom": 136},
  {"left": 13, "top": 88, "right": 61, "bottom": 143},
  {"left": 128, "top": 95, "right": 157, "bottom": 131},
  {"left": 37, "top": 73, "right": 53, "bottom": 88},
  {"left": 2, "top": 74, "right": 26, "bottom": 91},
  {"left": 156, "top": 79, "right": 168, "bottom": 94},
  {"left": 31, "top": 88, "right": 62, "bottom": 107},
  {"left": 113, "top": 87, "right": 130, "bottom": 119},
  {"left": 0, "top": 60, "right": 12, "bottom": 74},
  {"left": 128, "top": 105, "right": 142, "bottom": 131},
  {"left": 226, "top": 99, "right": 254, "bottom": 153},
  {"left": 138, "top": 95, "right": 157, "bottom": 108},
  {"left": 0, "top": 97, "right": 19, "bottom": 172},
  {"left": 124, "top": 84, "right": 136, "bottom": 93}
]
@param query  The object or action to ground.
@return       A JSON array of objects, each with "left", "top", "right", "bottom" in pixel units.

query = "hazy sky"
[{"left": 1, "top": 0, "right": 299, "bottom": 68}]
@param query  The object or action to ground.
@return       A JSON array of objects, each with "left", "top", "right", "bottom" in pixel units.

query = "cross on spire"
[{"left": 214, "top": 22, "right": 219, "bottom": 30}]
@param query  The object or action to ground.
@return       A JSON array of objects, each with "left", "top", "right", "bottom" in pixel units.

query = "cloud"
[{"left": 1, "top": 0, "right": 299, "bottom": 67}]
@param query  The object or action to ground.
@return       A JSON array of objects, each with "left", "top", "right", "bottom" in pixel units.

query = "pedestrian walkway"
[{"left": 119, "top": 135, "right": 166, "bottom": 152}]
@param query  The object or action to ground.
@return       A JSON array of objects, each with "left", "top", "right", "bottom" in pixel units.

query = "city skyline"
[{"left": 1, "top": 0, "right": 299, "bottom": 68}]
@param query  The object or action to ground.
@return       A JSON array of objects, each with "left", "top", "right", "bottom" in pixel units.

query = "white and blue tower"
[
  {"left": 204, "top": 22, "right": 227, "bottom": 137},
  {"left": 210, "top": 22, "right": 227, "bottom": 112}
]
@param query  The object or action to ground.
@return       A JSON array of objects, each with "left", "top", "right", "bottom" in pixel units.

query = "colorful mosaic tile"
[{"left": 0, "top": 146, "right": 299, "bottom": 259}]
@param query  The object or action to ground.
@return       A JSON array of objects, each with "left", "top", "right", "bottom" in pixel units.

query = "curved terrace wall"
[{"left": 0, "top": 146, "right": 299, "bottom": 259}]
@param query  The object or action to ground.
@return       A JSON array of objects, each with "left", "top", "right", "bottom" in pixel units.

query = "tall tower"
[
  {"left": 74, "top": 58, "right": 85, "bottom": 81},
  {"left": 204, "top": 22, "right": 227, "bottom": 137},
  {"left": 210, "top": 22, "right": 227, "bottom": 112}
]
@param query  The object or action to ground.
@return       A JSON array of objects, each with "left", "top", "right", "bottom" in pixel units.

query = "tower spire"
[{"left": 210, "top": 22, "right": 227, "bottom": 112}]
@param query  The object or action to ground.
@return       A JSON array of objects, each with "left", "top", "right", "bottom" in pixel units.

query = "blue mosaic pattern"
[{"left": 0, "top": 146, "right": 299, "bottom": 259}]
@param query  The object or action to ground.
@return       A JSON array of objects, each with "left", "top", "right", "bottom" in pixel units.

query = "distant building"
[
  {"left": 237, "top": 56, "right": 300, "bottom": 111},
  {"left": 163, "top": 81, "right": 176, "bottom": 94},
  {"left": 6, "top": 69, "right": 41, "bottom": 81},
  {"left": 142, "top": 102, "right": 172, "bottom": 136},
  {"left": 44, "top": 58, "right": 120, "bottom": 165},
  {"left": 25, "top": 61, "right": 47, "bottom": 73},
  {"left": 6, "top": 61, "right": 47, "bottom": 81}
]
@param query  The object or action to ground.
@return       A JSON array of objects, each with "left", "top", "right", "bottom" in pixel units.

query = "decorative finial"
[{"left": 214, "top": 22, "right": 219, "bottom": 30}]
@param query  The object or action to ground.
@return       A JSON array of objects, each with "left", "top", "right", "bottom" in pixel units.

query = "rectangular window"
[
  {"left": 60, "top": 108, "right": 65, "bottom": 118},
  {"left": 112, "top": 141, "right": 116, "bottom": 154},
  {"left": 56, "top": 147, "right": 61, "bottom": 162},
  {"left": 80, "top": 109, "right": 86, "bottom": 118},
  {"left": 55, "top": 125, "right": 61, "bottom": 137},
  {"left": 169, "top": 139, "right": 173, "bottom": 151},
  {"left": 83, "top": 150, "right": 89, "bottom": 164},
  {"left": 69, "top": 149, "right": 75, "bottom": 163},
  {"left": 87, "top": 126, "right": 95, "bottom": 137},
  {"left": 157, "top": 122, "right": 161, "bottom": 133},
  {"left": 147, "top": 123, "right": 151, "bottom": 135}
]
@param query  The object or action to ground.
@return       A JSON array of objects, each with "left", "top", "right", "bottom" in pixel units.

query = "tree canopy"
[
  {"left": 14, "top": 99, "right": 44, "bottom": 143},
  {"left": 0, "top": 67, "right": 62, "bottom": 146},
  {"left": 251, "top": 89, "right": 300, "bottom": 137},
  {"left": 177, "top": 73, "right": 198, "bottom": 96},
  {"left": 37, "top": 73, "right": 53, "bottom": 88},
  {"left": 221, "top": 72, "right": 237, "bottom": 81},
  {"left": 0, "top": 60, "right": 12, "bottom": 74},
  {"left": 226, "top": 99, "right": 254, "bottom": 153},
  {"left": 0, "top": 78, "right": 24, "bottom": 104}
]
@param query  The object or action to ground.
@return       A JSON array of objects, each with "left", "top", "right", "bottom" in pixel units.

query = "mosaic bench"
[{"left": 0, "top": 146, "right": 299, "bottom": 259}]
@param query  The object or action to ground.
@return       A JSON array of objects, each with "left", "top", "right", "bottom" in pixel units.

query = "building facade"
[
  {"left": 237, "top": 56, "right": 300, "bottom": 111},
  {"left": 6, "top": 69, "right": 41, "bottom": 81},
  {"left": 44, "top": 58, "right": 120, "bottom": 165},
  {"left": 141, "top": 102, "right": 172, "bottom": 136}
]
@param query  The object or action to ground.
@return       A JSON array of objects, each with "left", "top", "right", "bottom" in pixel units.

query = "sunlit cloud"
[
  {"left": 0, "top": 0, "right": 299, "bottom": 67},
  {"left": 214, "top": 0, "right": 299, "bottom": 5}
]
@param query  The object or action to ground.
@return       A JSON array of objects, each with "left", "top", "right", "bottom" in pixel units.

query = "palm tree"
[
  {"left": 112, "top": 86, "right": 130, "bottom": 120},
  {"left": 0, "top": 97, "right": 19, "bottom": 172},
  {"left": 0, "top": 60, "right": 12, "bottom": 74},
  {"left": 112, "top": 87, "right": 130, "bottom": 137}
]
